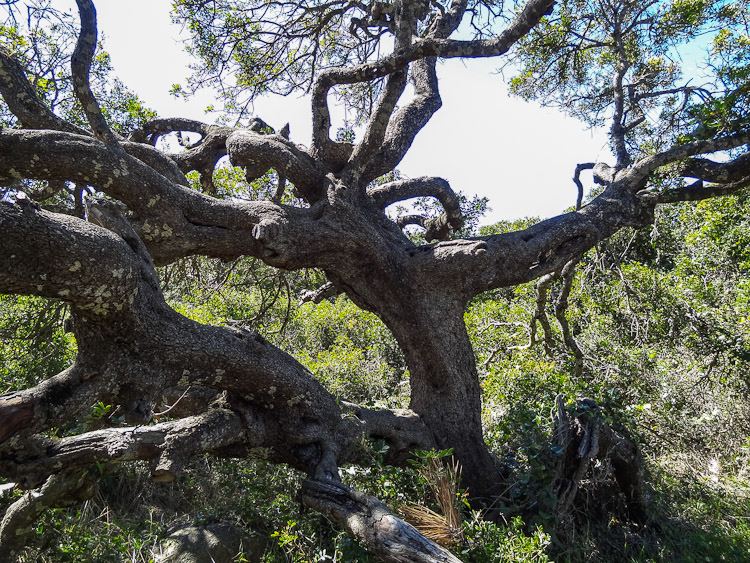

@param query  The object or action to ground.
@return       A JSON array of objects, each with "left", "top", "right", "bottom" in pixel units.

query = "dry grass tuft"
[{"left": 401, "top": 455, "right": 465, "bottom": 547}]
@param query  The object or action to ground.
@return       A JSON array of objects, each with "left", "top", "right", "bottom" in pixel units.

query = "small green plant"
[{"left": 460, "top": 514, "right": 552, "bottom": 563}]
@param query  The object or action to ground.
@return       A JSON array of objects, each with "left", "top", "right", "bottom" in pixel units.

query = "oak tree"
[{"left": 1, "top": 0, "right": 748, "bottom": 560}]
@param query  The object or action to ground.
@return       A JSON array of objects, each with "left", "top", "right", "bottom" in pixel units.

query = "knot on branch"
[{"left": 593, "top": 162, "right": 616, "bottom": 185}]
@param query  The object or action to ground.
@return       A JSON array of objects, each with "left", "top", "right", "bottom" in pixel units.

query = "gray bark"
[{"left": 1, "top": 0, "right": 749, "bottom": 559}]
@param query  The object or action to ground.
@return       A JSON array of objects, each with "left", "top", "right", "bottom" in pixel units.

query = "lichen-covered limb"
[
  {"left": 609, "top": 22, "right": 633, "bottom": 168},
  {"left": 152, "top": 407, "right": 247, "bottom": 482},
  {"left": 368, "top": 177, "right": 460, "bottom": 212},
  {"left": 0, "top": 197, "right": 345, "bottom": 477},
  {"left": 398, "top": 213, "right": 456, "bottom": 242},
  {"left": 343, "top": 68, "right": 409, "bottom": 182},
  {"left": 301, "top": 479, "right": 462, "bottom": 563},
  {"left": 71, "top": 0, "right": 119, "bottom": 145},
  {"left": 0, "top": 366, "right": 108, "bottom": 446},
  {"left": 408, "top": 202, "right": 608, "bottom": 299},
  {"left": 168, "top": 126, "right": 237, "bottom": 193},
  {"left": 529, "top": 272, "right": 556, "bottom": 354},
  {"left": 0, "top": 46, "right": 187, "bottom": 186},
  {"left": 554, "top": 259, "right": 584, "bottom": 376},
  {"left": 0, "top": 408, "right": 247, "bottom": 488},
  {"left": 397, "top": 214, "right": 430, "bottom": 229},
  {"left": 309, "top": 0, "right": 555, "bottom": 88},
  {"left": 0, "top": 47, "right": 88, "bottom": 135},
  {"left": 654, "top": 177, "right": 750, "bottom": 203},
  {"left": 334, "top": 5, "right": 419, "bottom": 179},
  {"left": 0, "top": 200, "right": 140, "bottom": 310},
  {"left": 411, "top": 132, "right": 749, "bottom": 298},
  {"left": 0, "top": 128, "right": 334, "bottom": 267},
  {"left": 431, "top": 0, "right": 470, "bottom": 37},
  {"left": 0, "top": 470, "right": 96, "bottom": 562}
]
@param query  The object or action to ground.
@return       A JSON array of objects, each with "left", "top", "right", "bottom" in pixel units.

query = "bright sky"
[{"left": 78, "top": 1, "right": 611, "bottom": 223}]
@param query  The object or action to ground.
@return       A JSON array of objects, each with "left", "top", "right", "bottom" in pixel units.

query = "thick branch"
[
  {"left": 0, "top": 200, "right": 140, "bottom": 312},
  {"left": 370, "top": 176, "right": 463, "bottom": 239},
  {"left": 369, "top": 176, "right": 459, "bottom": 211},
  {"left": 363, "top": 58, "right": 441, "bottom": 182},
  {"left": 344, "top": 68, "right": 409, "bottom": 182},
  {"left": 0, "top": 47, "right": 88, "bottom": 135},
  {"left": 226, "top": 131, "right": 329, "bottom": 201},
  {"left": 629, "top": 131, "right": 750, "bottom": 183},
  {"left": 0, "top": 366, "right": 107, "bottom": 446},
  {"left": 71, "top": 0, "right": 119, "bottom": 145},
  {"left": 0, "top": 408, "right": 247, "bottom": 488},
  {"left": 310, "top": 0, "right": 556, "bottom": 166},
  {"left": 301, "top": 479, "right": 461, "bottom": 563},
  {"left": 679, "top": 152, "right": 750, "bottom": 184},
  {"left": 0, "top": 128, "right": 334, "bottom": 267},
  {"left": 410, "top": 202, "right": 610, "bottom": 298},
  {"left": 653, "top": 177, "right": 750, "bottom": 204},
  {"left": 340, "top": 401, "right": 435, "bottom": 466},
  {"left": 128, "top": 117, "right": 212, "bottom": 144}
]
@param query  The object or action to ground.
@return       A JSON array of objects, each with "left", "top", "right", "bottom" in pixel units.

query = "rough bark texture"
[{"left": 1, "top": 0, "right": 748, "bottom": 560}]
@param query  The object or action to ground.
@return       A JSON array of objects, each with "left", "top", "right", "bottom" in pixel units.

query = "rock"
[{"left": 156, "top": 522, "right": 266, "bottom": 563}]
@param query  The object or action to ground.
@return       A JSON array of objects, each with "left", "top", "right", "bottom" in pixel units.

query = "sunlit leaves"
[
  {"left": 508, "top": 0, "right": 749, "bottom": 157},
  {"left": 171, "top": 0, "right": 379, "bottom": 118}
]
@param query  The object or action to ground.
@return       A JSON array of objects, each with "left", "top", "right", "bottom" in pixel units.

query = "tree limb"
[
  {"left": 0, "top": 47, "right": 88, "bottom": 135},
  {"left": 301, "top": 479, "right": 462, "bottom": 563},
  {"left": 71, "top": 0, "right": 119, "bottom": 145},
  {"left": 0, "top": 470, "right": 96, "bottom": 563}
]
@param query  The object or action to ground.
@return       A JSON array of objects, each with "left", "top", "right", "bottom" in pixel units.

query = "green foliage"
[
  {"left": 7, "top": 196, "right": 750, "bottom": 561},
  {"left": 290, "top": 297, "right": 407, "bottom": 405},
  {"left": 0, "top": 295, "right": 75, "bottom": 391},
  {"left": 1, "top": 2, "right": 156, "bottom": 133},
  {"left": 508, "top": 0, "right": 750, "bottom": 153},
  {"left": 459, "top": 515, "right": 552, "bottom": 562},
  {"left": 6, "top": 198, "right": 750, "bottom": 561}
]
